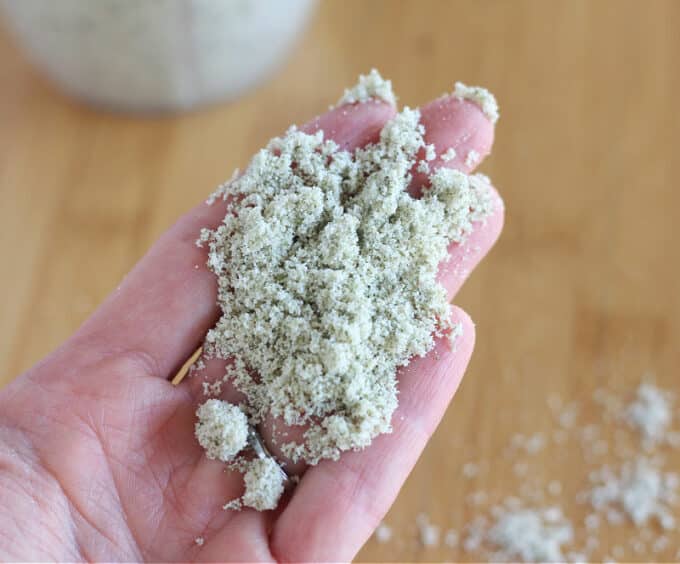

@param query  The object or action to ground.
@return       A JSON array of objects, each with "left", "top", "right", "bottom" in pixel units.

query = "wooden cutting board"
[{"left": 1, "top": 1, "right": 679, "bottom": 560}]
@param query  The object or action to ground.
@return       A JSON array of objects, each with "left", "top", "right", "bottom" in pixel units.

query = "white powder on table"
[
  {"left": 453, "top": 81, "right": 500, "bottom": 123},
  {"left": 337, "top": 68, "right": 397, "bottom": 106},
  {"left": 586, "top": 457, "right": 678, "bottom": 529},
  {"left": 444, "top": 528, "right": 459, "bottom": 548},
  {"left": 625, "top": 382, "right": 673, "bottom": 447},
  {"left": 194, "top": 399, "right": 249, "bottom": 462},
  {"left": 484, "top": 506, "right": 573, "bottom": 562},
  {"left": 374, "top": 522, "right": 393, "bottom": 543},
  {"left": 416, "top": 513, "right": 440, "bottom": 547}
]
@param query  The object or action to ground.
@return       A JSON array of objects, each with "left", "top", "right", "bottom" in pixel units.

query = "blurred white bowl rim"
[{"left": 0, "top": 0, "right": 317, "bottom": 112}]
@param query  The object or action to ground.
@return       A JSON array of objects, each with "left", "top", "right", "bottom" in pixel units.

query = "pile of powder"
[{"left": 196, "top": 70, "right": 494, "bottom": 469}]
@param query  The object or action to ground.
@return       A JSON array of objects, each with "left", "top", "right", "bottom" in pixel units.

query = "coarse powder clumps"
[
  {"left": 195, "top": 399, "right": 249, "bottom": 462},
  {"left": 199, "top": 81, "right": 494, "bottom": 465},
  {"left": 242, "top": 457, "right": 286, "bottom": 511},
  {"left": 454, "top": 81, "right": 500, "bottom": 124},
  {"left": 337, "top": 68, "right": 397, "bottom": 107}
]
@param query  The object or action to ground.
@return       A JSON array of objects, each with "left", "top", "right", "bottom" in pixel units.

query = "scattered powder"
[
  {"left": 511, "top": 433, "right": 546, "bottom": 455},
  {"left": 653, "top": 536, "right": 669, "bottom": 553},
  {"left": 441, "top": 147, "right": 457, "bottom": 162},
  {"left": 198, "top": 74, "right": 494, "bottom": 468},
  {"left": 467, "top": 491, "right": 489, "bottom": 506},
  {"left": 242, "top": 457, "right": 286, "bottom": 511},
  {"left": 586, "top": 457, "right": 678, "bottom": 529},
  {"left": 548, "top": 480, "right": 563, "bottom": 496},
  {"left": 514, "top": 461, "right": 529, "bottom": 477},
  {"left": 584, "top": 513, "right": 600, "bottom": 531},
  {"left": 380, "top": 379, "right": 680, "bottom": 561},
  {"left": 194, "top": 399, "right": 249, "bottom": 462},
  {"left": 453, "top": 81, "right": 500, "bottom": 123},
  {"left": 416, "top": 514, "right": 440, "bottom": 547},
  {"left": 463, "top": 462, "right": 480, "bottom": 478},
  {"left": 625, "top": 382, "right": 673, "bottom": 447},
  {"left": 466, "top": 505, "right": 573, "bottom": 562},
  {"left": 374, "top": 522, "right": 393, "bottom": 543},
  {"left": 558, "top": 402, "right": 580, "bottom": 429},
  {"left": 194, "top": 537, "right": 204, "bottom": 546},
  {"left": 465, "top": 149, "right": 480, "bottom": 168},
  {"left": 337, "top": 68, "right": 397, "bottom": 106},
  {"left": 444, "top": 528, "right": 459, "bottom": 548}
]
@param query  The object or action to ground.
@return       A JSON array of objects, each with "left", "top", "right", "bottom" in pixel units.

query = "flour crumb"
[
  {"left": 453, "top": 81, "right": 500, "bottom": 123},
  {"left": 374, "top": 522, "right": 393, "bottom": 543},
  {"left": 444, "top": 528, "right": 459, "bottom": 548},
  {"left": 463, "top": 462, "right": 480, "bottom": 478},
  {"left": 242, "top": 458, "right": 286, "bottom": 511},
  {"left": 481, "top": 506, "right": 573, "bottom": 562},
  {"left": 625, "top": 382, "right": 673, "bottom": 447},
  {"left": 441, "top": 147, "right": 457, "bottom": 162},
  {"left": 548, "top": 480, "right": 562, "bottom": 496},
  {"left": 194, "top": 537, "right": 204, "bottom": 546},
  {"left": 465, "top": 149, "right": 480, "bottom": 168},
  {"left": 424, "top": 143, "right": 436, "bottom": 161},
  {"left": 416, "top": 513, "right": 440, "bottom": 547},
  {"left": 223, "top": 498, "right": 242, "bottom": 511},
  {"left": 195, "top": 399, "right": 249, "bottom": 462},
  {"left": 338, "top": 68, "right": 396, "bottom": 106}
]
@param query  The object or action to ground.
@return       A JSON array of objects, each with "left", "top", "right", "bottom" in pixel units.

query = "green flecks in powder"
[{"left": 197, "top": 74, "right": 496, "bottom": 467}]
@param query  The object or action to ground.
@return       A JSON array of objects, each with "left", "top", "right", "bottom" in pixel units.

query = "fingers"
[
  {"left": 440, "top": 185, "right": 505, "bottom": 300},
  {"left": 409, "top": 93, "right": 504, "bottom": 301},
  {"left": 71, "top": 101, "right": 397, "bottom": 380},
  {"left": 410, "top": 94, "right": 495, "bottom": 195},
  {"left": 270, "top": 307, "right": 476, "bottom": 562}
]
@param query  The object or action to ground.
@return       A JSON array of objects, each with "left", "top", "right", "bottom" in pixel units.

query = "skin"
[{"left": 0, "top": 94, "right": 503, "bottom": 562}]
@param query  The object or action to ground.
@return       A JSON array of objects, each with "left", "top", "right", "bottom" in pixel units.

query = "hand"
[{"left": 0, "top": 94, "right": 503, "bottom": 562}]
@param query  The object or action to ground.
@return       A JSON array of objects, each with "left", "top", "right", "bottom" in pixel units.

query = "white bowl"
[{"left": 0, "top": 0, "right": 316, "bottom": 112}]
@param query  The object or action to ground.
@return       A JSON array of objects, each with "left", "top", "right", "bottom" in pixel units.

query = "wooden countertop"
[{"left": 1, "top": 1, "right": 679, "bottom": 561}]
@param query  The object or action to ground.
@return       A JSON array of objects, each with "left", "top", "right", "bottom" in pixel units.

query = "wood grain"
[{"left": 1, "top": 1, "right": 679, "bottom": 561}]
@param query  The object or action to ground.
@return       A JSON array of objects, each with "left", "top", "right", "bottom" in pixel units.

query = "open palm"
[{"left": 0, "top": 92, "right": 502, "bottom": 562}]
